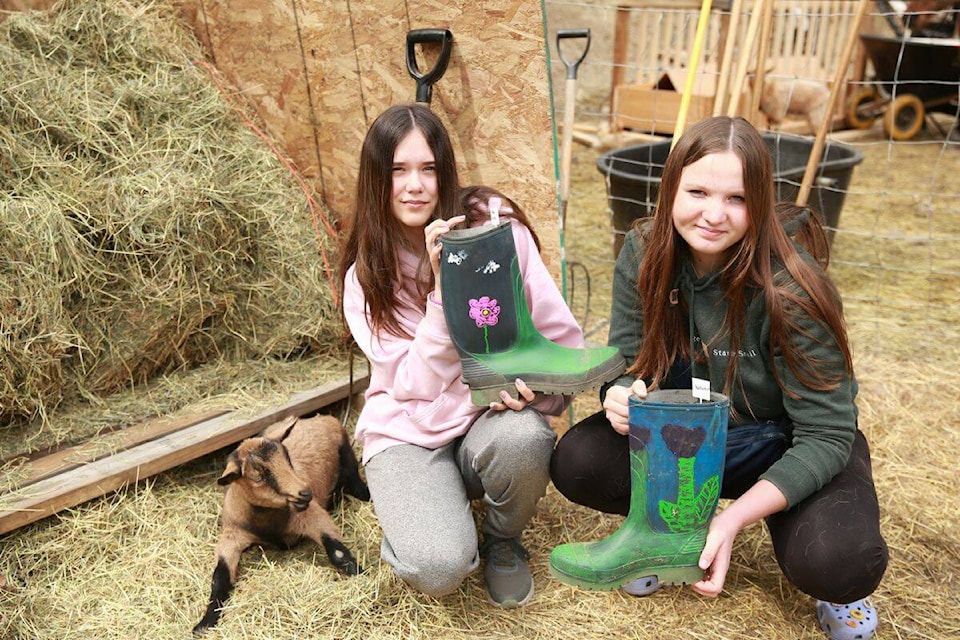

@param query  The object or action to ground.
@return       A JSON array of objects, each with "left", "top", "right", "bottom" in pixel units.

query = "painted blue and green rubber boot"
[
  {"left": 549, "top": 389, "right": 729, "bottom": 590},
  {"left": 440, "top": 221, "right": 625, "bottom": 405}
]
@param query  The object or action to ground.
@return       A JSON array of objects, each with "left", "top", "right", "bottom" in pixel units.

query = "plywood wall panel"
[
  {"left": 347, "top": 1, "right": 410, "bottom": 112},
  {"left": 183, "top": 1, "right": 324, "bottom": 189},
  {"left": 286, "top": 0, "right": 366, "bottom": 215}
]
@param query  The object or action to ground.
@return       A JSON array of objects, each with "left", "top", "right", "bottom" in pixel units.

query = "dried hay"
[{"left": 0, "top": 0, "right": 341, "bottom": 430}]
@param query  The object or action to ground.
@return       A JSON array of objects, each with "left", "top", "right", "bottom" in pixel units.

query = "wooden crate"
[
  {"left": 614, "top": 82, "right": 713, "bottom": 134},
  {"left": 609, "top": 1, "right": 868, "bottom": 133},
  {"left": 613, "top": 66, "right": 753, "bottom": 134}
]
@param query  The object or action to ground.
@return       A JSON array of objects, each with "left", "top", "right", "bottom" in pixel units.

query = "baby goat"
[{"left": 193, "top": 414, "right": 369, "bottom": 635}]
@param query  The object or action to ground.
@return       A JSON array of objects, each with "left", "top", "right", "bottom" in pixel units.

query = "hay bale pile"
[{"left": 0, "top": 0, "right": 341, "bottom": 428}]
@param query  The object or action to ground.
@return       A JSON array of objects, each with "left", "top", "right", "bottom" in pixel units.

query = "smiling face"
[
  {"left": 391, "top": 128, "right": 438, "bottom": 249},
  {"left": 671, "top": 151, "right": 750, "bottom": 276}
]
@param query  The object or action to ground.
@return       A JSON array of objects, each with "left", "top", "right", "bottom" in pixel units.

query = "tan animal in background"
[
  {"left": 755, "top": 76, "right": 831, "bottom": 130},
  {"left": 193, "top": 414, "right": 369, "bottom": 635}
]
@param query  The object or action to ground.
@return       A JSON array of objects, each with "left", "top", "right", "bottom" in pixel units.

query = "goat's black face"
[{"left": 227, "top": 438, "right": 313, "bottom": 511}]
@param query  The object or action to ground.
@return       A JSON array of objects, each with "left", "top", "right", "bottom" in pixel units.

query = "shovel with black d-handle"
[
  {"left": 555, "top": 28, "right": 591, "bottom": 303},
  {"left": 406, "top": 28, "right": 454, "bottom": 104}
]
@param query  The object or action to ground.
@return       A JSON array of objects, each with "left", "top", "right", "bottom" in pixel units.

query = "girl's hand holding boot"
[
  {"left": 490, "top": 378, "right": 536, "bottom": 412},
  {"left": 603, "top": 379, "right": 647, "bottom": 435},
  {"left": 426, "top": 215, "right": 466, "bottom": 301},
  {"left": 693, "top": 480, "right": 787, "bottom": 597},
  {"left": 691, "top": 514, "right": 738, "bottom": 597}
]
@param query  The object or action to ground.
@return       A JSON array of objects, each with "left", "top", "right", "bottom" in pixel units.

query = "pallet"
[{"left": 0, "top": 366, "right": 369, "bottom": 536}]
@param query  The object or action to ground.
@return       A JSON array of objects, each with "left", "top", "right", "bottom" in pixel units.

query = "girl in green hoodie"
[{"left": 551, "top": 116, "right": 887, "bottom": 640}]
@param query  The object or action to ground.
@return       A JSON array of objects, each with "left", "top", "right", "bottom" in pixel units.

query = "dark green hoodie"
[{"left": 606, "top": 228, "right": 857, "bottom": 508}]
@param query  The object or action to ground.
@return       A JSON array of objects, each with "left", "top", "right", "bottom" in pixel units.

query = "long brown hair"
[
  {"left": 630, "top": 116, "right": 852, "bottom": 398},
  {"left": 338, "top": 104, "right": 462, "bottom": 339}
]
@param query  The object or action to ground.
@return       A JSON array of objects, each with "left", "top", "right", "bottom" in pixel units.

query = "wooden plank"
[
  {"left": 610, "top": 4, "right": 633, "bottom": 120},
  {"left": 0, "top": 366, "right": 369, "bottom": 535},
  {"left": 0, "top": 409, "right": 231, "bottom": 490}
]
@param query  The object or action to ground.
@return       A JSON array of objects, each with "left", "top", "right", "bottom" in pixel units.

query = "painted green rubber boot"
[
  {"left": 549, "top": 389, "right": 729, "bottom": 590},
  {"left": 440, "top": 221, "right": 625, "bottom": 405}
]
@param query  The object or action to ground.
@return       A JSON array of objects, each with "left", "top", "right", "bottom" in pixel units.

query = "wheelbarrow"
[{"left": 847, "top": 32, "right": 960, "bottom": 139}]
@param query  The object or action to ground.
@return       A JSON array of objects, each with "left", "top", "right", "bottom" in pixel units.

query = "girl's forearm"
[{"left": 714, "top": 479, "right": 788, "bottom": 532}]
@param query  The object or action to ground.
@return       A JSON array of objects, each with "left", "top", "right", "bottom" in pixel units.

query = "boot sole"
[
  {"left": 464, "top": 357, "right": 627, "bottom": 405},
  {"left": 548, "top": 563, "right": 703, "bottom": 591}
]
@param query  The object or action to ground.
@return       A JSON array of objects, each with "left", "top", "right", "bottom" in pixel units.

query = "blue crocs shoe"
[
  {"left": 816, "top": 598, "right": 878, "bottom": 640},
  {"left": 620, "top": 575, "right": 661, "bottom": 597}
]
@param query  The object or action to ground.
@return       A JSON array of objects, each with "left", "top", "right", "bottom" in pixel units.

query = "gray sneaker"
[{"left": 480, "top": 535, "right": 533, "bottom": 608}]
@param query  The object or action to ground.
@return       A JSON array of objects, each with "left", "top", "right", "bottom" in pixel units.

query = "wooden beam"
[
  {"left": 0, "top": 366, "right": 369, "bottom": 535},
  {"left": 714, "top": 0, "right": 744, "bottom": 116},
  {"left": 0, "top": 409, "right": 231, "bottom": 489},
  {"left": 610, "top": 5, "right": 633, "bottom": 128},
  {"left": 748, "top": 0, "right": 775, "bottom": 126},
  {"left": 727, "top": 0, "right": 766, "bottom": 117},
  {"left": 797, "top": 0, "right": 870, "bottom": 205}
]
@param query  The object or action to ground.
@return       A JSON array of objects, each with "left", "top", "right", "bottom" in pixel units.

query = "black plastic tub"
[{"left": 597, "top": 132, "right": 864, "bottom": 255}]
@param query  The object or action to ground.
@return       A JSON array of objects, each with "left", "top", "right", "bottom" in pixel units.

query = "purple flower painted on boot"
[
  {"left": 469, "top": 296, "right": 500, "bottom": 327},
  {"left": 662, "top": 424, "right": 706, "bottom": 459},
  {"left": 468, "top": 296, "right": 500, "bottom": 353}
]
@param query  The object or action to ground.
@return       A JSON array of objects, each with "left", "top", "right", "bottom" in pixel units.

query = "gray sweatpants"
[{"left": 364, "top": 406, "right": 556, "bottom": 597}]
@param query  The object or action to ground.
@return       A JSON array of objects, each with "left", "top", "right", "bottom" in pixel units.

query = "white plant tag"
[
  {"left": 692, "top": 377, "right": 711, "bottom": 402},
  {"left": 488, "top": 196, "right": 501, "bottom": 225}
]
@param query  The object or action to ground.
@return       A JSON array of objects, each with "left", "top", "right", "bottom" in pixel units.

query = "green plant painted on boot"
[
  {"left": 658, "top": 424, "right": 719, "bottom": 533},
  {"left": 468, "top": 296, "right": 500, "bottom": 353}
]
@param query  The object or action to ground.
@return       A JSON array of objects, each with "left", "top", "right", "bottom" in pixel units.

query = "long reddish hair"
[{"left": 630, "top": 116, "right": 852, "bottom": 398}]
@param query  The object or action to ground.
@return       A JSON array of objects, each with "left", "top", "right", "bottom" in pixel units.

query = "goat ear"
[
  {"left": 262, "top": 415, "right": 298, "bottom": 441},
  {"left": 218, "top": 451, "right": 243, "bottom": 485}
]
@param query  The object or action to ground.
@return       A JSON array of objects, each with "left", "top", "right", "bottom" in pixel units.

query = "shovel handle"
[
  {"left": 556, "top": 29, "right": 591, "bottom": 79},
  {"left": 406, "top": 29, "right": 454, "bottom": 104},
  {"left": 556, "top": 30, "right": 590, "bottom": 203}
]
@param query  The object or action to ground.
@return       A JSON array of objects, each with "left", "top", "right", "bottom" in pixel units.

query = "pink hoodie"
[{"left": 344, "top": 220, "right": 584, "bottom": 464}]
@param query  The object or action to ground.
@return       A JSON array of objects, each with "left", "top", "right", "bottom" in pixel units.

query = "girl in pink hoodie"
[{"left": 338, "top": 103, "right": 583, "bottom": 607}]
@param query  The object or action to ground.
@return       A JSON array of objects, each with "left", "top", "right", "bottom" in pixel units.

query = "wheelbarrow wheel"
[
  {"left": 884, "top": 94, "right": 925, "bottom": 140},
  {"left": 846, "top": 87, "right": 881, "bottom": 130}
]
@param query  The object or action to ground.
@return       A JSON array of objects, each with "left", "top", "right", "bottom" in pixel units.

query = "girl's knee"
[
  {"left": 492, "top": 409, "right": 555, "bottom": 461},
  {"left": 550, "top": 436, "right": 587, "bottom": 497},
  {"left": 782, "top": 536, "right": 888, "bottom": 602},
  {"left": 392, "top": 546, "right": 477, "bottom": 597},
  {"left": 508, "top": 408, "right": 555, "bottom": 442}
]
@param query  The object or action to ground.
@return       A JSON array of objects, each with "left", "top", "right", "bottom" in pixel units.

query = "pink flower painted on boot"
[{"left": 468, "top": 296, "right": 500, "bottom": 328}]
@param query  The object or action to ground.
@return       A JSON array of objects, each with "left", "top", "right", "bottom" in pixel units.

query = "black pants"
[{"left": 550, "top": 410, "right": 888, "bottom": 603}]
